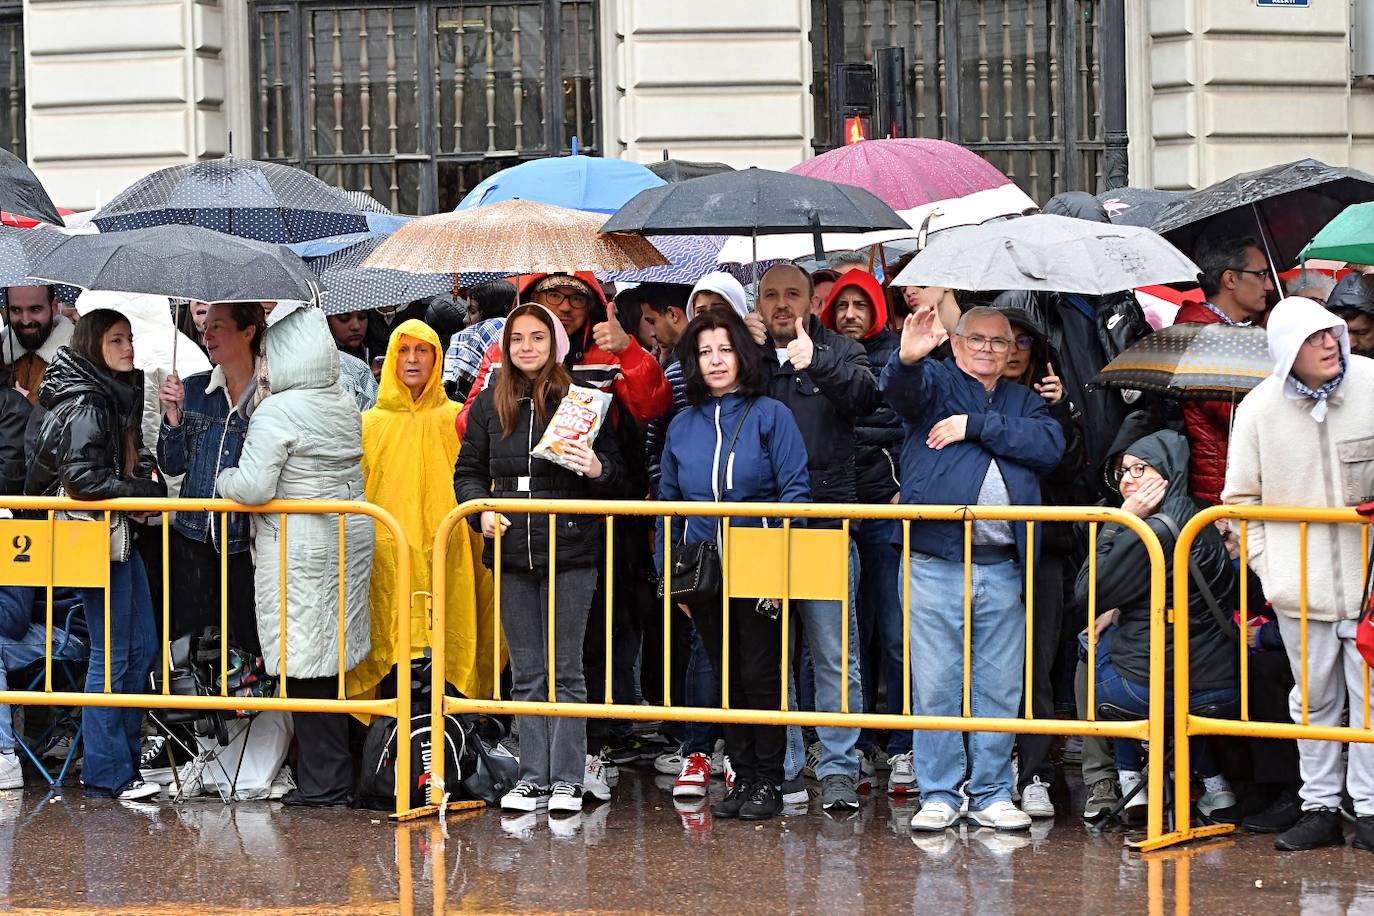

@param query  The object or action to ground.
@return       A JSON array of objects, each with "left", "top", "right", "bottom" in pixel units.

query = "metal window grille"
[{"left": 0, "top": 2, "right": 25, "bottom": 161}]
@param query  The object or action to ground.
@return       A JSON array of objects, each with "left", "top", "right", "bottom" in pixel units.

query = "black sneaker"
[
  {"left": 603, "top": 738, "right": 648, "bottom": 766},
  {"left": 712, "top": 779, "right": 753, "bottom": 819},
  {"left": 1355, "top": 816, "right": 1374, "bottom": 853},
  {"left": 1243, "top": 790, "right": 1302, "bottom": 834},
  {"left": 740, "top": 782, "right": 782, "bottom": 821},
  {"left": 1274, "top": 807, "right": 1345, "bottom": 852}
]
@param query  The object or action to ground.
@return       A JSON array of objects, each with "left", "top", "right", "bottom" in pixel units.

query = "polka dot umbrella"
[
  {"left": 93, "top": 156, "right": 369, "bottom": 244},
  {"left": 309, "top": 233, "right": 507, "bottom": 315},
  {"left": 1089, "top": 323, "right": 1270, "bottom": 401}
]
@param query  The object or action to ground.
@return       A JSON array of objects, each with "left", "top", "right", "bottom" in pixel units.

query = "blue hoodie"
[
  {"left": 656, "top": 391, "right": 811, "bottom": 559},
  {"left": 880, "top": 353, "right": 1065, "bottom": 566}
]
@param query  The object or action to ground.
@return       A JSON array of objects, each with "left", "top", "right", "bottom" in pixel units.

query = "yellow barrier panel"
[
  {"left": 0, "top": 496, "right": 419, "bottom": 820},
  {"left": 1141, "top": 504, "right": 1374, "bottom": 852},
  {"left": 429, "top": 498, "right": 1172, "bottom": 841}
]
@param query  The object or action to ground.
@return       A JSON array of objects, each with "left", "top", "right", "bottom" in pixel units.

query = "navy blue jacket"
[
  {"left": 157, "top": 368, "right": 252, "bottom": 554},
  {"left": 880, "top": 353, "right": 1065, "bottom": 565},
  {"left": 656, "top": 392, "right": 811, "bottom": 562}
]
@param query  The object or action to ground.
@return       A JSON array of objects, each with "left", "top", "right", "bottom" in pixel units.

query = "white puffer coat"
[{"left": 215, "top": 306, "right": 373, "bottom": 679}]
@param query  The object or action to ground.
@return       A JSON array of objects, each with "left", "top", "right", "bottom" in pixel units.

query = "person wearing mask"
[
  {"left": 1325, "top": 273, "right": 1374, "bottom": 359},
  {"left": 351, "top": 319, "right": 497, "bottom": 703},
  {"left": 658, "top": 308, "right": 811, "bottom": 821},
  {"left": 26, "top": 308, "right": 167, "bottom": 800},
  {"left": 816, "top": 270, "right": 909, "bottom": 787},
  {"left": 455, "top": 303, "right": 624, "bottom": 814},
  {"left": 443, "top": 280, "right": 514, "bottom": 401},
  {"left": 214, "top": 304, "right": 374, "bottom": 807},
  {"left": 1176, "top": 235, "right": 1275, "bottom": 505},
  {"left": 156, "top": 301, "right": 266, "bottom": 650},
  {"left": 881, "top": 305, "right": 1065, "bottom": 833},
  {"left": 749, "top": 263, "right": 879, "bottom": 812},
  {"left": 2, "top": 285, "right": 73, "bottom": 405},
  {"left": 1080, "top": 430, "right": 1240, "bottom": 827},
  {"left": 1224, "top": 297, "right": 1374, "bottom": 853}
]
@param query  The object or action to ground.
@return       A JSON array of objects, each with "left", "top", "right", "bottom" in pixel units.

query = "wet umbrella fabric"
[
  {"left": 1096, "top": 187, "right": 1186, "bottom": 228},
  {"left": 891, "top": 213, "right": 1200, "bottom": 295},
  {"left": 647, "top": 159, "right": 735, "bottom": 183},
  {"left": 309, "top": 235, "right": 506, "bottom": 315},
  {"left": 93, "top": 156, "right": 368, "bottom": 244},
  {"left": 1151, "top": 159, "right": 1374, "bottom": 272},
  {"left": 0, "top": 225, "right": 66, "bottom": 287},
  {"left": 30, "top": 224, "right": 320, "bottom": 303},
  {"left": 790, "top": 138, "right": 1018, "bottom": 211},
  {"left": 457, "top": 155, "right": 665, "bottom": 214},
  {"left": 1300, "top": 202, "right": 1374, "bottom": 265},
  {"left": 1089, "top": 323, "right": 1270, "bottom": 401},
  {"left": 0, "top": 150, "right": 63, "bottom": 226}
]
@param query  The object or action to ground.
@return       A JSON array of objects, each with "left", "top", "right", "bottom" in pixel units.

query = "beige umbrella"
[{"left": 360, "top": 198, "right": 667, "bottom": 275}]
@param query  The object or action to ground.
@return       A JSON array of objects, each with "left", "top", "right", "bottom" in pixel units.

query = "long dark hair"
[
  {"left": 493, "top": 303, "right": 572, "bottom": 437},
  {"left": 70, "top": 308, "right": 135, "bottom": 380},
  {"left": 678, "top": 309, "right": 767, "bottom": 406}
]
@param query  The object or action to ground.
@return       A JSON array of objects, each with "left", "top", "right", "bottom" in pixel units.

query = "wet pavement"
[{"left": 3, "top": 767, "right": 1374, "bottom": 913}]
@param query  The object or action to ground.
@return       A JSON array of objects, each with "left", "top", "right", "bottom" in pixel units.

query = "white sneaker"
[
  {"left": 1019, "top": 776, "right": 1055, "bottom": 819},
  {"left": 583, "top": 754, "right": 612, "bottom": 802},
  {"left": 909, "top": 800, "right": 960, "bottom": 832},
  {"left": 548, "top": 781, "right": 584, "bottom": 813},
  {"left": 969, "top": 799, "right": 1032, "bottom": 831},
  {"left": 0, "top": 751, "right": 21, "bottom": 790},
  {"left": 1011, "top": 756, "right": 1020, "bottom": 803},
  {"left": 269, "top": 766, "right": 296, "bottom": 801},
  {"left": 547, "top": 810, "right": 583, "bottom": 838},
  {"left": 118, "top": 779, "right": 161, "bottom": 802},
  {"left": 171, "top": 761, "right": 206, "bottom": 799},
  {"left": 958, "top": 784, "right": 969, "bottom": 817},
  {"left": 654, "top": 746, "right": 686, "bottom": 775},
  {"left": 501, "top": 781, "right": 549, "bottom": 812},
  {"left": 887, "top": 752, "right": 917, "bottom": 796},
  {"left": 1120, "top": 771, "right": 1148, "bottom": 814}
]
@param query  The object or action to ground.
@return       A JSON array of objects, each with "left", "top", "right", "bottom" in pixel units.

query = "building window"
[
  {"left": 252, "top": 1, "right": 599, "bottom": 214},
  {"left": 810, "top": 0, "right": 1111, "bottom": 202},
  {"left": 0, "top": 2, "right": 24, "bottom": 160}
]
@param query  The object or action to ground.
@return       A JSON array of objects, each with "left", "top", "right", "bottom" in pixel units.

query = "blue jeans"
[
  {"left": 0, "top": 587, "right": 85, "bottom": 750},
  {"left": 855, "top": 518, "right": 910, "bottom": 756},
  {"left": 909, "top": 552, "right": 1025, "bottom": 812},
  {"left": 79, "top": 552, "right": 157, "bottom": 795},
  {"left": 785, "top": 539, "right": 862, "bottom": 781},
  {"left": 682, "top": 624, "right": 720, "bottom": 755},
  {"left": 1093, "top": 640, "right": 1238, "bottom": 777}
]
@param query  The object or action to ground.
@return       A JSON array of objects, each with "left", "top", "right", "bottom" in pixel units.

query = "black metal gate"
[
  {"left": 251, "top": 0, "right": 599, "bottom": 214},
  {"left": 811, "top": 0, "right": 1124, "bottom": 203},
  {"left": 0, "top": 2, "right": 24, "bottom": 161}
]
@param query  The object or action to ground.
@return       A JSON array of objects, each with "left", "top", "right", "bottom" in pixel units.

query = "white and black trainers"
[
  {"left": 501, "top": 780, "right": 550, "bottom": 812},
  {"left": 118, "top": 779, "right": 161, "bottom": 802},
  {"left": 548, "top": 781, "right": 584, "bottom": 814}
]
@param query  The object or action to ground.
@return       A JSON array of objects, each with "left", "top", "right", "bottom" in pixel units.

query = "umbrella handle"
[{"left": 1251, "top": 201, "right": 1284, "bottom": 292}]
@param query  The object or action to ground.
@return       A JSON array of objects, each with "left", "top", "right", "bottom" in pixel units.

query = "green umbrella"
[{"left": 1301, "top": 202, "right": 1374, "bottom": 263}]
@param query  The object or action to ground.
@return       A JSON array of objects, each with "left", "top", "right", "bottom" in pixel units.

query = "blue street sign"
[{"left": 1257, "top": 0, "right": 1309, "bottom": 6}]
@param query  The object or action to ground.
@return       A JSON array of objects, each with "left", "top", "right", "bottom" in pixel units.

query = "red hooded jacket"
[
  {"left": 817, "top": 269, "right": 889, "bottom": 341},
  {"left": 1174, "top": 300, "right": 1236, "bottom": 505}
]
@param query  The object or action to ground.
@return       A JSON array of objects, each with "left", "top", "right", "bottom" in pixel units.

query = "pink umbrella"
[{"left": 788, "top": 138, "right": 1018, "bottom": 210}]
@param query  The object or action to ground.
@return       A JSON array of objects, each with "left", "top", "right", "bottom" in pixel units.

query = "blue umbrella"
[{"left": 457, "top": 155, "right": 665, "bottom": 214}]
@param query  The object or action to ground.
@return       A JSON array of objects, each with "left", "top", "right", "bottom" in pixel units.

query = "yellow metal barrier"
[
  {"left": 0, "top": 496, "right": 419, "bottom": 819},
  {"left": 428, "top": 498, "right": 1171, "bottom": 841},
  {"left": 1142, "top": 504, "right": 1374, "bottom": 852}
]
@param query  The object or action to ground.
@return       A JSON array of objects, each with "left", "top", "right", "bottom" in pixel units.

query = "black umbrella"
[
  {"left": 1096, "top": 187, "right": 1186, "bottom": 228},
  {"left": 93, "top": 156, "right": 368, "bottom": 244},
  {"left": 1151, "top": 159, "right": 1374, "bottom": 276},
  {"left": 29, "top": 224, "right": 321, "bottom": 304},
  {"left": 0, "top": 225, "right": 66, "bottom": 287},
  {"left": 647, "top": 158, "right": 736, "bottom": 183},
  {"left": 0, "top": 150, "right": 62, "bottom": 226}
]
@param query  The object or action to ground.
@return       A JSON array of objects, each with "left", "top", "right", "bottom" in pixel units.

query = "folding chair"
[{"left": 13, "top": 591, "right": 89, "bottom": 787}]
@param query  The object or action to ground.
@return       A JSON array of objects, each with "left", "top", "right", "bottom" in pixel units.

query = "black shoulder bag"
[{"left": 1154, "top": 512, "right": 1240, "bottom": 642}]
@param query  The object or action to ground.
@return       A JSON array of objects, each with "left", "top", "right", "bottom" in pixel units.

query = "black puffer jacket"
[
  {"left": 1074, "top": 430, "right": 1238, "bottom": 692},
  {"left": 26, "top": 348, "right": 165, "bottom": 501},
  {"left": 455, "top": 386, "right": 625, "bottom": 572},
  {"left": 764, "top": 313, "right": 879, "bottom": 515},
  {"left": 0, "top": 385, "right": 30, "bottom": 496}
]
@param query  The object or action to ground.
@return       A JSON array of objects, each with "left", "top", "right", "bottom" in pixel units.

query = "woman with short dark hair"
[{"left": 657, "top": 309, "right": 811, "bottom": 821}]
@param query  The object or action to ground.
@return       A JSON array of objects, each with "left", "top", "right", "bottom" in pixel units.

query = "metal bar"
[
  {"left": 337, "top": 513, "right": 347, "bottom": 699},
  {"left": 963, "top": 519, "right": 972, "bottom": 718},
  {"left": 1240, "top": 521, "right": 1249, "bottom": 721},
  {"left": 161, "top": 513, "right": 169, "bottom": 694},
  {"left": 103, "top": 510, "right": 111, "bottom": 694},
  {"left": 1300, "top": 522, "right": 1309, "bottom": 725},
  {"left": 1024, "top": 521, "right": 1035, "bottom": 719},
  {"left": 605, "top": 515, "right": 614, "bottom": 705},
  {"left": 44, "top": 510, "right": 53, "bottom": 692},
  {"left": 777, "top": 516, "right": 790, "bottom": 711},
  {"left": 1172, "top": 504, "right": 1193, "bottom": 838},
  {"left": 279, "top": 513, "right": 288, "bottom": 696},
  {"left": 902, "top": 519, "right": 911, "bottom": 716},
  {"left": 494, "top": 510, "right": 503, "bottom": 698},
  {"left": 548, "top": 512, "right": 557, "bottom": 703},
  {"left": 1087, "top": 520, "right": 1097, "bottom": 720},
  {"left": 840, "top": 517, "right": 851, "bottom": 713}
]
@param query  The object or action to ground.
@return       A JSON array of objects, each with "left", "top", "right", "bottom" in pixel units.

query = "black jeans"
[
  {"left": 689, "top": 596, "right": 784, "bottom": 785},
  {"left": 286, "top": 674, "right": 353, "bottom": 806},
  {"left": 167, "top": 528, "right": 260, "bottom": 657},
  {"left": 1016, "top": 551, "right": 1067, "bottom": 789}
]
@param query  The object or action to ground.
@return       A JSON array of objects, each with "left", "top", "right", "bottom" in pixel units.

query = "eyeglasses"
[
  {"left": 1014, "top": 334, "right": 1034, "bottom": 351},
  {"left": 958, "top": 333, "right": 1012, "bottom": 353},
  {"left": 1113, "top": 462, "right": 1150, "bottom": 484},
  {"left": 1304, "top": 328, "right": 1338, "bottom": 347},
  {"left": 539, "top": 289, "right": 590, "bottom": 309},
  {"left": 1228, "top": 266, "right": 1271, "bottom": 281}
]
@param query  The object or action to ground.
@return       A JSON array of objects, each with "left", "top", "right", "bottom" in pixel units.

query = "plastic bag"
[{"left": 530, "top": 384, "right": 612, "bottom": 472}]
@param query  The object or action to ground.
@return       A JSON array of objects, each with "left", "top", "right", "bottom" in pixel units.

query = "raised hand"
[
  {"left": 160, "top": 373, "right": 185, "bottom": 427},
  {"left": 786, "top": 316, "right": 814, "bottom": 371},
  {"left": 1034, "top": 360, "right": 1064, "bottom": 404},
  {"left": 899, "top": 305, "right": 945, "bottom": 365},
  {"left": 592, "top": 300, "right": 631, "bottom": 354}
]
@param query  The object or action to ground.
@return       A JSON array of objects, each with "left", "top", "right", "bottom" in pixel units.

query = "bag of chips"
[{"left": 531, "top": 384, "right": 613, "bottom": 472}]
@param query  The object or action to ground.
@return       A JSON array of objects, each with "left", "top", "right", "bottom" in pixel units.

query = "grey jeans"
[{"left": 502, "top": 567, "right": 596, "bottom": 788}]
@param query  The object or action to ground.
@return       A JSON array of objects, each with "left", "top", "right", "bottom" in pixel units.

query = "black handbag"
[{"left": 658, "top": 400, "right": 754, "bottom": 603}]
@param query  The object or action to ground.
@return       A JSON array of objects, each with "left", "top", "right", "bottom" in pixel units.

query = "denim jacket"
[{"left": 156, "top": 364, "right": 253, "bottom": 554}]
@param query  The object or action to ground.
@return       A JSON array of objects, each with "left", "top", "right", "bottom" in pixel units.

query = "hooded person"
[
  {"left": 1223, "top": 296, "right": 1374, "bottom": 851},
  {"left": 686, "top": 271, "right": 748, "bottom": 321},
  {"left": 1325, "top": 273, "right": 1374, "bottom": 359},
  {"left": 349, "top": 318, "right": 499, "bottom": 703},
  {"left": 1077, "top": 429, "right": 1240, "bottom": 824},
  {"left": 215, "top": 304, "right": 373, "bottom": 807}
]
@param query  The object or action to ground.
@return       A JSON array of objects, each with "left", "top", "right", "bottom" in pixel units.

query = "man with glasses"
[
  {"left": 1177, "top": 235, "right": 1275, "bottom": 505},
  {"left": 881, "top": 305, "right": 1065, "bottom": 833}
]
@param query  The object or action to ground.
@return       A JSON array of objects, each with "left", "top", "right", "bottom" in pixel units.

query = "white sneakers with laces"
[
  {"left": 583, "top": 754, "right": 612, "bottom": 802},
  {"left": 548, "top": 781, "right": 584, "bottom": 813},
  {"left": 887, "top": 752, "right": 916, "bottom": 796},
  {"left": 0, "top": 751, "right": 21, "bottom": 791},
  {"left": 909, "top": 800, "right": 960, "bottom": 832},
  {"left": 1019, "top": 775, "right": 1055, "bottom": 819},
  {"left": 969, "top": 800, "right": 1032, "bottom": 831}
]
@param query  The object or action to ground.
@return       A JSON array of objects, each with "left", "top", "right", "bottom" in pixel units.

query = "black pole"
[{"left": 1101, "top": 0, "right": 1129, "bottom": 190}]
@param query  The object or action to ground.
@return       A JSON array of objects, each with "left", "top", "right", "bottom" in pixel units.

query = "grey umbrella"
[
  {"left": 29, "top": 224, "right": 321, "bottom": 303},
  {"left": 0, "top": 150, "right": 62, "bottom": 226},
  {"left": 0, "top": 225, "right": 66, "bottom": 287},
  {"left": 891, "top": 213, "right": 1199, "bottom": 294},
  {"left": 310, "top": 234, "right": 456, "bottom": 315}
]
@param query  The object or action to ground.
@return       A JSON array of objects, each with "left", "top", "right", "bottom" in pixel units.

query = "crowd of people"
[{"left": 0, "top": 189, "right": 1371, "bottom": 853}]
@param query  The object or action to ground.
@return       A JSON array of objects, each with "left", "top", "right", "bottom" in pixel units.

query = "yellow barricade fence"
[
  {"left": 0, "top": 496, "right": 419, "bottom": 818},
  {"left": 1145, "top": 503, "right": 1373, "bottom": 852},
  {"left": 429, "top": 498, "right": 1172, "bottom": 841}
]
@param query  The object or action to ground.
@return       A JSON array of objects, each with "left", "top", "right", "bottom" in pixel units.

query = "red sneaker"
[{"left": 673, "top": 753, "right": 711, "bottom": 798}]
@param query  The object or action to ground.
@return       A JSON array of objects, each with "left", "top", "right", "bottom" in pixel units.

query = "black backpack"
[{"left": 355, "top": 712, "right": 517, "bottom": 811}]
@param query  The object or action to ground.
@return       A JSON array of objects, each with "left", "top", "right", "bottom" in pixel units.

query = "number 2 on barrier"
[{"left": 0, "top": 519, "right": 109, "bottom": 588}]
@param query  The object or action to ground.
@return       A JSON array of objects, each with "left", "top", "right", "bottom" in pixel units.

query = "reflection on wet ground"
[{"left": 3, "top": 769, "right": 1374, "bottom": 913}]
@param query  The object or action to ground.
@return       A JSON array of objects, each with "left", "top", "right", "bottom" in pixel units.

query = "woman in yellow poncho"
[{"left": 349, "top": 318, "right": 499, "bottom": 700}]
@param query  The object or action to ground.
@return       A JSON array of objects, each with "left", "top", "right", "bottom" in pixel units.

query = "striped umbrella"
[{"left": 1089, "top": 323, "right": 1270, "bottom": 400}]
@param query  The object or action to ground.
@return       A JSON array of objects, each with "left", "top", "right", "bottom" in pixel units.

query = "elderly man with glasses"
[{"left": 880, "top": 305, "right": 1065, "bottom": 833}]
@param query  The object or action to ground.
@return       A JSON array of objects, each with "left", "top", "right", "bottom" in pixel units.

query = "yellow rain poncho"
[{"left": 348, "top": 319, "right": 500, "bottom": 700}]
